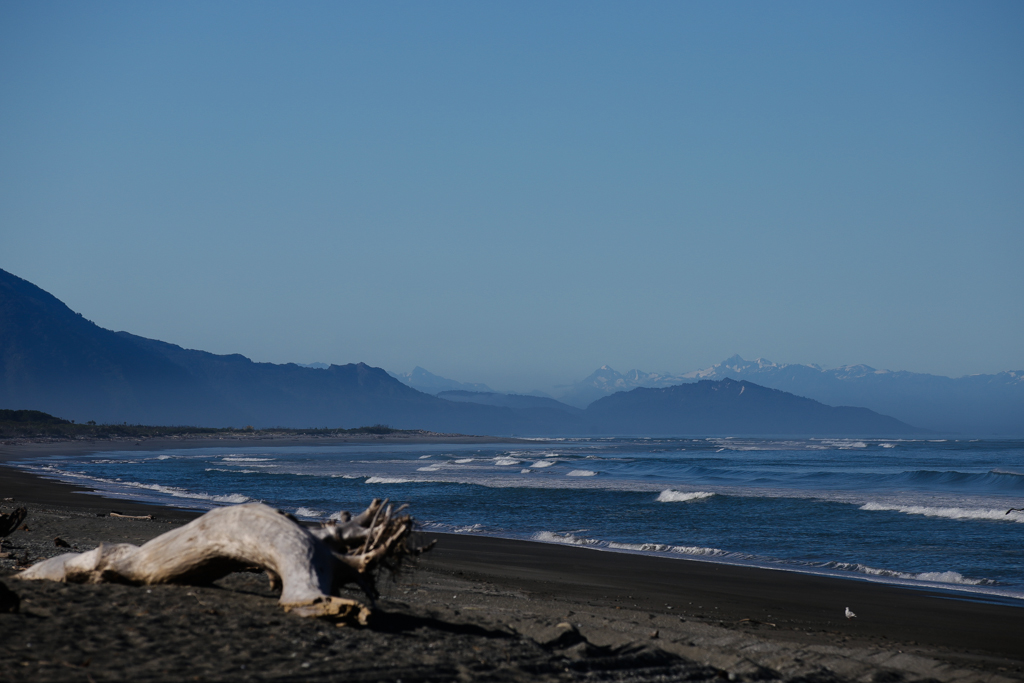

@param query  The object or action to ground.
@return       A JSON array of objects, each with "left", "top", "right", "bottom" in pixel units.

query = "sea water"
[{"left": 15, "top": 438, "right": 1024, "bottom": 601}]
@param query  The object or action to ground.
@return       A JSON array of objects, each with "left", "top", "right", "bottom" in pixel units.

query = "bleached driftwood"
[{"left": 18, "top": 500, "right": 431, "bottom": 624}]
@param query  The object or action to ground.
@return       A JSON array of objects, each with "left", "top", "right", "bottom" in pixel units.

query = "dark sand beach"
[{"left": 1, "top": 437, "right": 1022, "bottom": 682}]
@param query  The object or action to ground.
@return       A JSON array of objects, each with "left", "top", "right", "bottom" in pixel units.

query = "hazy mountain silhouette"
[
  {"left": 558, "top": 355, "right": 1024, "bottom": 435},
  {"left": 388, "top": 367, "right": 494, "bottom": 394},
  {"left": 555, "top": 365, "right": 689, "bottom": 408},
  {"left": 677, "top": 355, "right": 1023, "bottom": 435},
  {"left": 583, "top": 378, "right": 921, "bottom": 436},
  {"left": 2, "top": 268, "right": 923, "bottom": 436}
]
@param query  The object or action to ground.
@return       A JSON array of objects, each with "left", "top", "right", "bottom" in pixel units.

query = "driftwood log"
[{"left": 17, "top": 500, "right": 432, "bottom": 624}]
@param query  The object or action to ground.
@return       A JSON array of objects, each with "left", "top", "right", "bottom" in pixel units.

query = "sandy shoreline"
[{"left": 1, "top": 437, "right": 1023, "bottom": 682}]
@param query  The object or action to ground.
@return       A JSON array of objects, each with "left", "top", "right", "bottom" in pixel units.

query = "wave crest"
[
  {"left": 860, "top": 502, "right": 1024, "bottom": 523},
  {"left": 656, "top": 490, "right": 715, "bottom": 503},
  {"left": 822, "top": 561, "right": 993, "bottom": 585}
]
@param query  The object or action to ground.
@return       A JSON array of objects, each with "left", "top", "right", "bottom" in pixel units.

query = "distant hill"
[
  {"left": 679, "top": 355, "right": 1024, "bottom": 436},
  {"left": 555, "top": 365, "right": 689, "bottom": 408},
  {"left": 556, "top": 355, "right": 1024, "bottom": 435},
  {"left": 388, "top": 367, "right": 494, "bottom": 394},
  {"left": 584, "top": 378, "right": 923, "bottom": 436},
  {"left": 1, "top": 268, "right": 923, "bottom": 436},
  {"left": 0, "top": 409, "right": 69, "bottom": 425}
]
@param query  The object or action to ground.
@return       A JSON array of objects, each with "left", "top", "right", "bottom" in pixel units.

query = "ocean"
[{"left": 15, "top": 437, "right": 1024, "bottom": 602}]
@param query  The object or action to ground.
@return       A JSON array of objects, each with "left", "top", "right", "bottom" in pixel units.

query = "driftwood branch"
[
  {"left": 17, "top": 500, "right": 432, "bottom": 624},
  {"left": 0, "top": 507, "right": 27, "bottom": 552}
]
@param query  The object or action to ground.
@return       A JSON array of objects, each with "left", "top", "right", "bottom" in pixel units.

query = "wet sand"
[{"left": 1, "top": 437, "right": 1022, "bottom": 682}]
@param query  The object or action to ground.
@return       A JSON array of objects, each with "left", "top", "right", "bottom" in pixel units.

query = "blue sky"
[{"left": 2, "top": 1, "right": 1022, "bottom": 393}]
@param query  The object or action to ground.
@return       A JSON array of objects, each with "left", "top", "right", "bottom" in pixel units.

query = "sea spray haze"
[{"left": 17, "top": 437, "right": 1024, "bottom": 602}]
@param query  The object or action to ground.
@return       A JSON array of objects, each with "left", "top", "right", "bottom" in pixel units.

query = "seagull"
[{"left": 845, "top": 607, "right": 857, "bottom": 619}]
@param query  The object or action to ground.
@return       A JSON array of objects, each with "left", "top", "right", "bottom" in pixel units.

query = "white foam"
[
  {"left": 454, "top": 458, "right": 475, "bottom": 464},
  {"left": 23, "top": 465, "right": 253, "bottom": 506},
  {"left": 295, "top": 507, "right": 325, "bottom": 519},
  {"left": 221, "top": 457, "right": 274, "bottom": 462},
  {"left": 134, "top": 484, "right": 251, "bottom": 504},
  {"left": 423, "top": 521, "right": 487, "bottom": 533},
  {"left": 417, "top": 465, "right": 441, "bottom": 472},
  {"left": 418, "top": 455, "right": 432, "bottom": 459},
  {"left": 365, "top": 476, "right": 414, "bottom": 484},
  {"left": 860, "top": 502, "right": 1024, "bottom": 523},
  {"left": 535, "top": 533, "right": 730, "bottom": 558},
  {"left": 879, "top": 443, "right": 896, "bottom": 448},
  {"left": 566, "top": 470, "right": 596, "bottom": 477},
  {"left": 818, "top": 440, "right": 868, "bottom": 449},
  {"left": 823, "top": 561, "right": 992, "bottom": 586},
  {"left": 607, "top": 541, "right": 674, "bottom": 552},
  {"left": 493, "top": 458, "right": 520, "bottom": 466},
  {"left": 532, "top": 531, "right": 601, "bottom": 546},
  {"left": 669, "top": 545, "right": 731, "bottom": 557},
  {"left": 155, "top": 455, "right": 175, "bottom": 460},
  {"left": 123, "top": 481, "right": 250, "bottom": 504},
  {"left": 520, "top": 469, "right": 532, "bottom": 473},
  {"left": 656, "top": 490, "right": 715, "bottom": 503},
  {"left": 530, "top": 460, "right": 556, "bottom": 468}
]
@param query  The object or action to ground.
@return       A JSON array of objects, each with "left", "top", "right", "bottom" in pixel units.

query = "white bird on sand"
[{"left": 845, "top": 607, "right": 857, "bottom": 619}]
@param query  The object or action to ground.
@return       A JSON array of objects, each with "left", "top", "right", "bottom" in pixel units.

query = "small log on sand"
[{"left": 17, "top": 500, "right": 432, "bottom": 624}]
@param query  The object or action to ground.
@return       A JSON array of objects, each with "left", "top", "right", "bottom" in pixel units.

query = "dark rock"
[{"left": 0, "top": 580, "right": 20, "bottom": 613}]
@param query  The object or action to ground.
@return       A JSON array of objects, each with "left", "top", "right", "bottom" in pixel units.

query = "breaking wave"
[
  {"left": 656, "top": 490, "right": 715, "bottom": 503},
  {"left": 531, "top": 528, "right": 994, "bottom": 589},
  {"left": 533, "top": 531, "right": 730, "bottom": 558},
  {"left": 822, "top": 561, "right": 994, "bottom": 585},
  {"left": 532, "top": 531, "right": 602, "bottom": 546},
  {"left": 423, "top": 521, "right": 487, "bottom": 534},
  {"left": 567, "top": 470, "right": 597, "bottom": 477},
  {"left": 28, "top": 465, "right": 251, "bottom": 505},
  {"left": 860, "top": 502, "right": 1024, "bottom": 523}
]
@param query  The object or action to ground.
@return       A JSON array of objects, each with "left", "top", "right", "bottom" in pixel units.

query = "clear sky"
[{"left": 2, "top": 1, "right": 1022, "bottom": 393}]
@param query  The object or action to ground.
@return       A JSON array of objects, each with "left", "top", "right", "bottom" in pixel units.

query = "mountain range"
[
  {"left": 1, "top": 267, "right": 926, "bottom": 436},
  {"left": 551, "top": 356, "right": 1024, "bottom": 435}
]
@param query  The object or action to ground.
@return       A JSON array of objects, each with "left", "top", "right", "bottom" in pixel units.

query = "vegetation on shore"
[{"left": 0, "top": 409, "right": 401, "bottom": 440}]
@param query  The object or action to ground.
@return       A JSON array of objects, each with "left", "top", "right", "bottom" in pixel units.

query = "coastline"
[{"left": 2, "top": 437, "right": 1023, "bottom": 681}]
